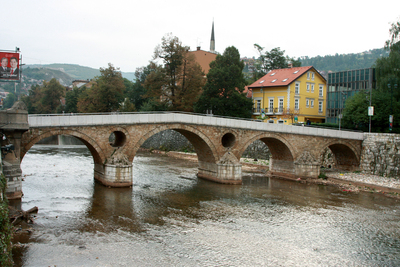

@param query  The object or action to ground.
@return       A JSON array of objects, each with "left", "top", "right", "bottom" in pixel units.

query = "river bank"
[{"left": 155, "top": 149, "right": 400, "bottom": 199}]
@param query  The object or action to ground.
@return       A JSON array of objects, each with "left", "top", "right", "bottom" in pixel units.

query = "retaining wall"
[
  {"left": 141, "top": 129, "right": 270, "bottom": 159},
  {"left": 361, "top": 133, "right": 400, "bottom": 177}
]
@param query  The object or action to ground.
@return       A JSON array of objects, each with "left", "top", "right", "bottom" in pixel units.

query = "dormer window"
[
  {"left": 270, "top": 73, "right": 276, "bottom": 76},
  {"left": 259, "top": 80, "right": 265, "bottom": 84},
  {"left": 271, "top": 79, "right": 277, "bottom": 83},
  {"left": 293, "top": 70, "right": 299, "bottom": 74},
  {"left": 282, "top": 78, "right": 288, "bottom": 82}
]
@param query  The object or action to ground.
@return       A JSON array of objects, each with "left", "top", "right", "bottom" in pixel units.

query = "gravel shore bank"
[{"left": 326, "top": 171, "right": 400, "bottom": 190}]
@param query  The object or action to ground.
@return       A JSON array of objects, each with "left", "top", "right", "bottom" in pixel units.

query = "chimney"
[
  {"left": 288, "top": 62, "right": 293, "bottom": 68},
  {"left": 197, "top": 46, "right": 201, "bottom": 51}
]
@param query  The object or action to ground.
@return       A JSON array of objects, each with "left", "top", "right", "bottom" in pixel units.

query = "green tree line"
[{"left": 341, "top": 21, "right": 400, "bottom": 133}]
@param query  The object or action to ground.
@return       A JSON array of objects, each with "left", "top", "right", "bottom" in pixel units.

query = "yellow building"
[{"left": 248, "top": 66, "right": 326, "bottom": 124}]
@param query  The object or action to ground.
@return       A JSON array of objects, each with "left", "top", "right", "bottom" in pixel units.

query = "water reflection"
[{"left": 14, "top": 145, "right": 400, "bottom": 266}]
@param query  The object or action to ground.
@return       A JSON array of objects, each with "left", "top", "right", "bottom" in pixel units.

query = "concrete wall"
[{"left": 361, "top": 133, "right": 400, "bottom": 177}]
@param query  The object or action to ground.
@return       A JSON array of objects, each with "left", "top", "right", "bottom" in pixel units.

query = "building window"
[
  {"left": 318, "top": 101, "right": 323, "bottom": 113},
  {"left": 295, "top": 82, "right": 300, "bottom": 95},
  {"left": 295, "top": 99, "right": 299, "bottom": 110},
  {"left": 255, "top": 99, "right": 261, "bottom": 113},
  {"left": 311, "top": 99, "right": 314, "bottom": 107},
  {"left": 319, "top": 85, "right": 324, "bottom": 97},
  {"left": 307, "top": 83, "right": 310, "bottom": 92},
  {"left": 269, "top": 98, "right": 274, "bottom": 113},
  {"left": 311, "top": 84, "right": 314, "bottom": 93},
  {"left": 312, "top": 72, "right": 315, "bottom": 81},
  {"left": 306, "top": 99, "right": 310, "bottom": 107},
  {"left": 307, "top": 72, "right": 310, "bottom": 80},
  {"left": 278, "top": 120, "right": 284, "bottom": 124},
  {"left": 268, "top": 120, "right": 274, "bottom": 123},
  {"left": 278, "top": 98, "right": 284, "bottom": 113}
]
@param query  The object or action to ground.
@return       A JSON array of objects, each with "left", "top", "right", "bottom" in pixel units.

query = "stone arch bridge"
[{"left": 18, "top": 112, "right": 363, "bottom": 188}]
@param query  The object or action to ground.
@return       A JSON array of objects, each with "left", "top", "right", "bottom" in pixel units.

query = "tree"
[
  {"left": 77, "top": 63, "right": 125, "bottom": 113},
  {"left": 194, "top": 46, "right": 253, "bottom": 118},
  {"left": 373, "top": 18, "right": 400, "bottom": 131},
  {"left": 124, "top": 66, "right": 149, "bottom": 111},
  {"left": 119, "top": 97, "right": 136, "bottom": 112},
  {"left": 252, "top": 44, "right": 301, "bottom": 81},
  {"left": 143, "top": 34, "right": 205, "bottom": 111},
  {"left": 385, "top": 20, "right": 400, "bottom": 50},
  {"left": 2, "top": 93, "right": 16, "bottom": 109},
  {"left": 342, "top": 91, "right": 370, "bottom": 130},
  {"left": 20, "top": 78, "right": 65, "bottom": 114},
  {"left": 64, "top": 86, "right": 85, "bottom": 113},
  {"left": 341, "top": 89, "right": 400, "bottom": 133},
  {"left": 281, "top": 107, "right": 301, "bottom": 124}
]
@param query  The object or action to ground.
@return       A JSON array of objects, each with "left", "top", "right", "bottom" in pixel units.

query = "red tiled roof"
[
  {"left": 248, "top": 66, "right": 316, "bottom": 88},
  {"left": 243, "top": 86, "right": 252, "bottom": 98}
]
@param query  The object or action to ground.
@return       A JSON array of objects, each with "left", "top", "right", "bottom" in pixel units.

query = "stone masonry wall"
[
  {"left": 141, "top": 129, "right": 270, "bottom": 159},
  {"left": 361, "top": 133, "right": 400, "bottom": 177},
  {"left": 142, "top": 131, "right": 400, "bottom": 178}
]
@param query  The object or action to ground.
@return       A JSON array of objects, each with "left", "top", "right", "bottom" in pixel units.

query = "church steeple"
[{"left": 210, "top": 20, "right": 215, "bottom": 52}]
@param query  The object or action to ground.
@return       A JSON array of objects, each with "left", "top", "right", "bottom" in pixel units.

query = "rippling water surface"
[{"left": 13, "top": 145, "right": 400, "bottom": 266}]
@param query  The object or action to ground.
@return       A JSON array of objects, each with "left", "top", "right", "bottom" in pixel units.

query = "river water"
[{"left": 11, "top": 145, "right": 400, "bottom": 266}]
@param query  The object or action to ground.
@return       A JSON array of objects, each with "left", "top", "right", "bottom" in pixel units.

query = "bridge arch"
[
  {"left": 240, "top": 133, "right": 296, "bottom": 174},
  {"left": 128, "top": 124, "right": 218, "bottom": 164},
  {"left": 321, "top": 140, "right": 360, "bottom": 171},
  {"left": 21, "top": 129, "right": 105, "bottom": 165}
]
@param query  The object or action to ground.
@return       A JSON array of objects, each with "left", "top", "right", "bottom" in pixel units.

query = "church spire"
[{"left": 210, "top": 20, "right": 215, "bottom": 52}]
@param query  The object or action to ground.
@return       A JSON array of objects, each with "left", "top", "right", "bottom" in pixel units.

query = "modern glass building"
[{"left": 326, "top": 68, "right": 376, "bottom": 123}]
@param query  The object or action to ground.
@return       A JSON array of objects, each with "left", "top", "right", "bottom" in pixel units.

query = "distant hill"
[
  {"left": 0, "top": 63, "right": 135, "bottom": 95},
  {"left": 299, "top": 47, "right": 389, "bottom": 73},
  {"left": 22, "top": 63, "right": 136, "bottom": 81},
  {"left": 22, "top": 67, "right": 75, "bottom": 86}
]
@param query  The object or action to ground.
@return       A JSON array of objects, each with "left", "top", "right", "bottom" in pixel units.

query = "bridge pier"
[
  {"left": 269, "top": 151, "right": 321, "bottom": 179},
  {"left": 93, "top": 149, "right": 133, "bottom": 187},
  {"left": 0, "top": 101, "right": 29, "bottom": 199},
  {"left": 94, "top": 163, "right": 133, "bottom": 187},
  {"left": 197, "top": 152, "right": 242, "bottom": 184}
]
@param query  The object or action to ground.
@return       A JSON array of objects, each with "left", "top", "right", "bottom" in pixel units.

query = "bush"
[
  {"left": 0, "top": 174, "right": 13, "bottom": 266},
  {"left": 318, "top": 172, "right": 327, "bottom": 180}
]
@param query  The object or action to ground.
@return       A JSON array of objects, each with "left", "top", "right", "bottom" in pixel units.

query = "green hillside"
[
  {"left": 22, "top": 67, "right": 74, "bottom": 85},
  {"left": 23, "top": 63, "right": 135, "bottom": 81},
  {"left": 299, "top": 48, "right": 389, "bottom": 73}
]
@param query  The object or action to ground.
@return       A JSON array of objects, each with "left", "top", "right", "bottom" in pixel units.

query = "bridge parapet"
[{"left": 28, "top": 112, "right": 364, "bottom": 140}]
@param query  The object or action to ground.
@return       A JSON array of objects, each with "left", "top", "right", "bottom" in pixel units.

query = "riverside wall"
[
  {"left": 141, "top": 130, "right": 270, "bottom": 159},
  {"left": 361, "top": 133, "right": 400, "bottom": 177},
  {"left": 142, "top": 130, "right": 400, "bottom": 178}
]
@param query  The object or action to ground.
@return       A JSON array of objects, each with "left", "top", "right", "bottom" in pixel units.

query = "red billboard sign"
[{"left": 0, "top": 52, "right": 20, "bottom": 81}]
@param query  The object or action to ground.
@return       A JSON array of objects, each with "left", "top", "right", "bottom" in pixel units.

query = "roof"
[
  {"left": 248, "top": 66, "right": 325, "bottom": 89},
  {"left": 243, "top": 86, "right": 252, "bottom": 98}
]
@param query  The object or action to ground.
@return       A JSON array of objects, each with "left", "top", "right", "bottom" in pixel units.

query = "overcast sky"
[{"left": 2, "top": 0, "right": 399, "bottom": 73}]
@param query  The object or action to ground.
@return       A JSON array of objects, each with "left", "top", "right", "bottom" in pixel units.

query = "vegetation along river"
[{"left": 10, "top": 145, "right": 400, "bottom": 266}]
